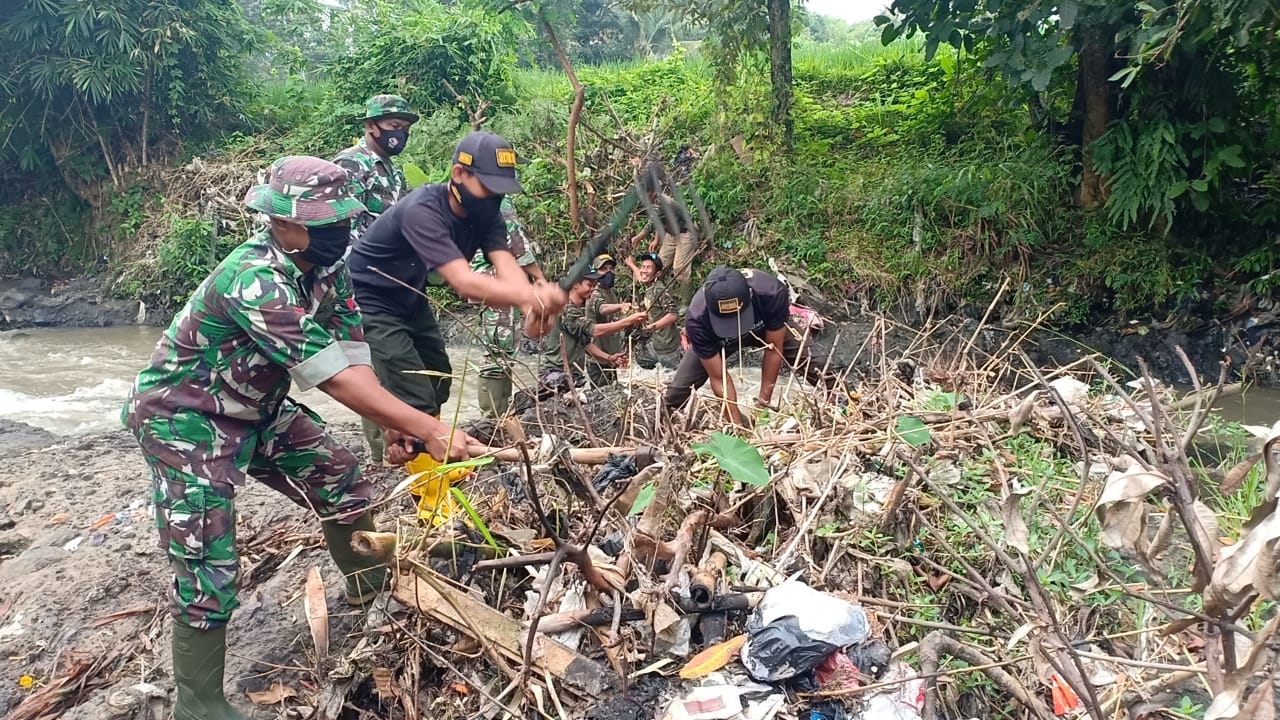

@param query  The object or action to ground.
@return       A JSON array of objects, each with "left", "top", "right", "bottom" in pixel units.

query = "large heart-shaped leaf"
[{"left": 692, "top": 432, "right": 770, "bottom": 487}]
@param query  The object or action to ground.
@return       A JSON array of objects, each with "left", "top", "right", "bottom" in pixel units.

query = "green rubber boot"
[
  {"left": 360, "top": 418, "right": 386, "bottom": 466},
  {"left": 477, "top": 373, "right": 513, "bottom": 418},
  {"left": 171, "top": 622, "right": 251, "bottom": 720},
  {"left": 321, "top": 511, "right": 388, "bottom": 607}
]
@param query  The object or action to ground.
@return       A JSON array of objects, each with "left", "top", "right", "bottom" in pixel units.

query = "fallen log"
[{"left": 391, "top": 564, "right": 617, "bottom": 698}]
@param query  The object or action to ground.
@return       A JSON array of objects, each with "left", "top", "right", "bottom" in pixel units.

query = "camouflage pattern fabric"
[
  {"left": 587, "top": 285, "right": 622, "bottom": 356},
  {"left": 244, "top": 155, "right": 365, "bottom": 227},
  {"left": 359, "top": 94, "right": 419, "bottom": 123},
  {"left": 641, "top": 279, "right": 684, "bottom": 354},
  {"left": 148, "top": 399, "right": 371, "bottom": 629},
  {"left": 333, "top": 139, "right": 408, "bottom": 237},
  {"left": 471, "top": 197, "right": 538, "bottom": 273},
  {"left": 121, "top": 226, "right": 373, "bottom": 629},
  {"left": 539, "top": 301, "right": 595, "bottom": 375},
  {"left": 472, "top": 197, "right": 539, "bottom": 382}
]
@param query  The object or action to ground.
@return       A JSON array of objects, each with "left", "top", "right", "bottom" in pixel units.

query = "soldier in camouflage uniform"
[
  {"left": 585, "top": 253, "right": 636, "bottom": 385},
  {"left": 121, "top": 156, "right": 469, "bottom": 720},
  {"left": 332, "top": 94, "right": 419, "bottom": 238},
  {"left": 471, "top": 196, "right": 544, "bottom": 417},
  {"left": 540, "top": 272, "right": 648, "bottom": 387},
  {"left": 333, "top": 94, "right": 418, "bottom": 463},
  {"left": 632, "top": 252, "right": 685, "bottom": 370}
]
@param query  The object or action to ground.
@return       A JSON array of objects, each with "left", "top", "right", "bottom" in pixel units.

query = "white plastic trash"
[{"left": 740, "top": 580, "right": 871, "bottom": 682}]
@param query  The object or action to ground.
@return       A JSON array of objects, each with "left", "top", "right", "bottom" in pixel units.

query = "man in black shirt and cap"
[
  {"left": 664, "top": 265, "right": 841, "bottom": 425},
  {"left": 349, "top": 130, "right": 567, "bottom": 460}
]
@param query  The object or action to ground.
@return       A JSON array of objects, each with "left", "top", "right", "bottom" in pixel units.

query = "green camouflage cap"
[
  {"left": 359, "top": 94, "right": 420, "bottom": 124},
  {"left": 244, "top": 156, "right": 366, "bottom": 227}
]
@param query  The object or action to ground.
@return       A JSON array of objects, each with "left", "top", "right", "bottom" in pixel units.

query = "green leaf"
[
  {"left": 1217, "top": 145, "right": 1246, "bottom": 168},
  {"left": 402, "top": 161, "right": 430, "bottom": 189},
  {"left": 450, "top": 487, "right": 502, "bottom": 552},
  {"left": 880, "top": 22, "right": 901, "bottom": 45},
  {"left": 1059, "top": 0, "right": 1079, "bottom": 29},
  {"left": 1191, "top": 179, "right": 1209, "bottom": 192},
  {"left": 691, "top": 431, "right": 770, "bottom": 487},
  {"left": 1030, "top": 67, "right": 1053, "bottom": 92},
  {"left": 1166, "top": 180, "right": 1189, "bottom": 199},
  {"left": 894, "top": 416, "right": 932, "bottom": 446},
  {"left": 629, "top": 482, "right": 656, "bottom": 515}
]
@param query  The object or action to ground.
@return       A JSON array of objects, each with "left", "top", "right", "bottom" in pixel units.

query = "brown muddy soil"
[{"left": 0, "top": 422, "right": 402, "bottom": 719}]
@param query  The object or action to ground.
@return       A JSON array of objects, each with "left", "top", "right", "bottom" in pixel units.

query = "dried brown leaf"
[
  {"left": 303, "top": 566, "right": 329, "bottom": 657},
  {"left": 1190, "top": 499, "right": 1223, "bottom": 560},
  {"left": 1147, "top": 511, "right": 1175, "bottom": 562},
  {"left": 1096, "top": 468, "right": 1168, "bottom": 553},
  {"left": 372, "top": 667, "right": 395, "bottom": 698},
  {"left": 1220, "top": 453, "right": 1263, "bottom": 494},
  {"left": 678, "top": 635, "right": 747, "bottom": 679},
  {"left": 1001, "top": 490, "right": 1031, "bottom": 555},
  {"left": 247, "top": 682, "right": 297, "bottom": 705}
]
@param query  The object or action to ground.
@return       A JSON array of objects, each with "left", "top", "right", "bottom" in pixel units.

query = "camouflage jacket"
[
  {"left": 332, "top": 138, "right": 406, "bottom": 236},
  {"left": 122, "top": 230, "right": 369, "bottom": 446},
  {"left": 587, "top": 286, "right": 622, "bottom": 357},
  {"left": 540, "top": 300, "right": 595, "bottom": 373},
  {"left": 641, "top": 280, "right": 683, "bottom": 353},
  {"left": 471, "top": 197, "right": 538, "bottom": 273}
]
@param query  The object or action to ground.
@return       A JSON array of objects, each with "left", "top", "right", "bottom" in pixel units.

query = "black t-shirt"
[
  {"left": 349, "top": 183, "right": 507, "bottom": 317},
  {"left": 685, "top": 269, "right": 790, "bottom": 359}
]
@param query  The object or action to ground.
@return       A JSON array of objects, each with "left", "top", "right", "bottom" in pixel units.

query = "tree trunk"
[
  {"left": 540, "top": 10, "right": 585, "bottom": 239},
  {"left": 767, "top": 0, "right": 793, "bottom": 151},
  {"left": 1077, "top": 26, "right": 1110, "bottom": 209}
]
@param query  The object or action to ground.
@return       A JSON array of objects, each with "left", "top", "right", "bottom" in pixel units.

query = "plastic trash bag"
[{"left": 741, "top": 581, "right": 870, "bottom": 682}]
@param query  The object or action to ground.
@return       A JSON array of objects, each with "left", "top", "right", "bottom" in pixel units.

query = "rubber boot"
[
  {"left": 477, "top": 373, "right": 512, "bottom": 418},
  {"left": 321, "top": 511, "right": 388, "bottom": 607},
  {"left": 360, "top": 418, "right": 386, "bottom": 467},
  {"left": 171, "top": 621, "right": 251, "bottom": 720}
]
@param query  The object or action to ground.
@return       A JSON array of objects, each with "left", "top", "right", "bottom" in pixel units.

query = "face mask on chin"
[{"left": 450, "top": 179, "right": 503, "bottom": 224}]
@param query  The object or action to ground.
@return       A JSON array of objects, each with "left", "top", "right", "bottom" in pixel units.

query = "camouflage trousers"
[
  {"left": 135, "top": 400, "right": 373, "bottom": 630},
  {"left": 476, "top": 304, "right": 522, "bottom": 417}
]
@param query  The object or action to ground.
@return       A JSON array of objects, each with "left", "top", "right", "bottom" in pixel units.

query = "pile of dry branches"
[{"left": 272, "top": 306, "right": 1278, "bottom": 720}]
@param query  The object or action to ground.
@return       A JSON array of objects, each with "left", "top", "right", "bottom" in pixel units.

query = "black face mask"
[
  {"left": 374, "top": 128, "right": 409, "bottom": 156},
  {"left": 450, "top": 180, "right": 503, "bottom": 224},
  {"left": 299, "top": 224, "right": 351, "bottom": 267},
  {"left": 598, "top": 271, "right": 615, "bottom": 289}
]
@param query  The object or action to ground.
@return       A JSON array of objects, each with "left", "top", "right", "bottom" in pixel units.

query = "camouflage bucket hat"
[
  {"left": 243, "top": 156, "right": 366, "bottom": 227},
  {"left": 359, "top": 94, "right": 420, "bottom": 124}
]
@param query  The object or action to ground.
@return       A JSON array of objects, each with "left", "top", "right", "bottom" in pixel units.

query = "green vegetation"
[{"left": 0, "top": 0, "right": 1276, "bottom": 326}]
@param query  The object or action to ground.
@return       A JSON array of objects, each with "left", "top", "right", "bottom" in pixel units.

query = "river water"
[
  {"left": 2, "top": 326, "right": 1279, "bottom": 437},
  {"left": 0, "top": 326, "right": 514, "bottom": 436}
]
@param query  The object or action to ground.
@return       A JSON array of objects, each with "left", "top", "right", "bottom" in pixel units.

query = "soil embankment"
[{"left": 0, "top": 278, "right": 144, "bottom": 331}]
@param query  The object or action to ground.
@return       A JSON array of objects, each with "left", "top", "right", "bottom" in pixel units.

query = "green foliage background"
[{"left": 1, "top": 0, "right": 1277, "bottom": 326}]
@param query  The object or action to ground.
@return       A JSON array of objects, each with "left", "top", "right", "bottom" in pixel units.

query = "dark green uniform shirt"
[{"left": 540, "top": 301, "right": 595, "bottom": 374}]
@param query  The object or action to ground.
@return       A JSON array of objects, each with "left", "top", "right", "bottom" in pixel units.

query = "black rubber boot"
[
  {"left": 171, "top": 621, "right": 251, "bottom": 720},
  {"left": 321, "top": 511, "right": 388, "bottom": 606}
]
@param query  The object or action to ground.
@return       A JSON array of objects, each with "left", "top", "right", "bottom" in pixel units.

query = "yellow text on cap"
[
  {"left": 717, "top": 298, "right": 742, "bottom": 313},
  {"left": 458, "top": 151, "right": 474, "bottom": 165},
  {"left": 495, "top": 149, "right": 517, "bottom": 168}
]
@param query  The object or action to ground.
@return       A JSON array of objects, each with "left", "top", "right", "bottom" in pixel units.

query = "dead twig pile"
[{"left": 284, "top": 309, "right": 1279, "bottom": 720}]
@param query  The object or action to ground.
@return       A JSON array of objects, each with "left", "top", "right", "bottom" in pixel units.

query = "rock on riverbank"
[{"left": 0, "top": 278, "right": 145, "bottom": 330}]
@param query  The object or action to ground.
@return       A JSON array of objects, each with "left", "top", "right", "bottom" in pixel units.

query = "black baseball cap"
[
  {"left": 453, "top": 131, "right": 525, "bottom": 195},
  {"left": 704, "top": 265, "right": 754, "bottom": 339},
  {"left": 635, "top": 252, "right": 664, "bottom": 271}
]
